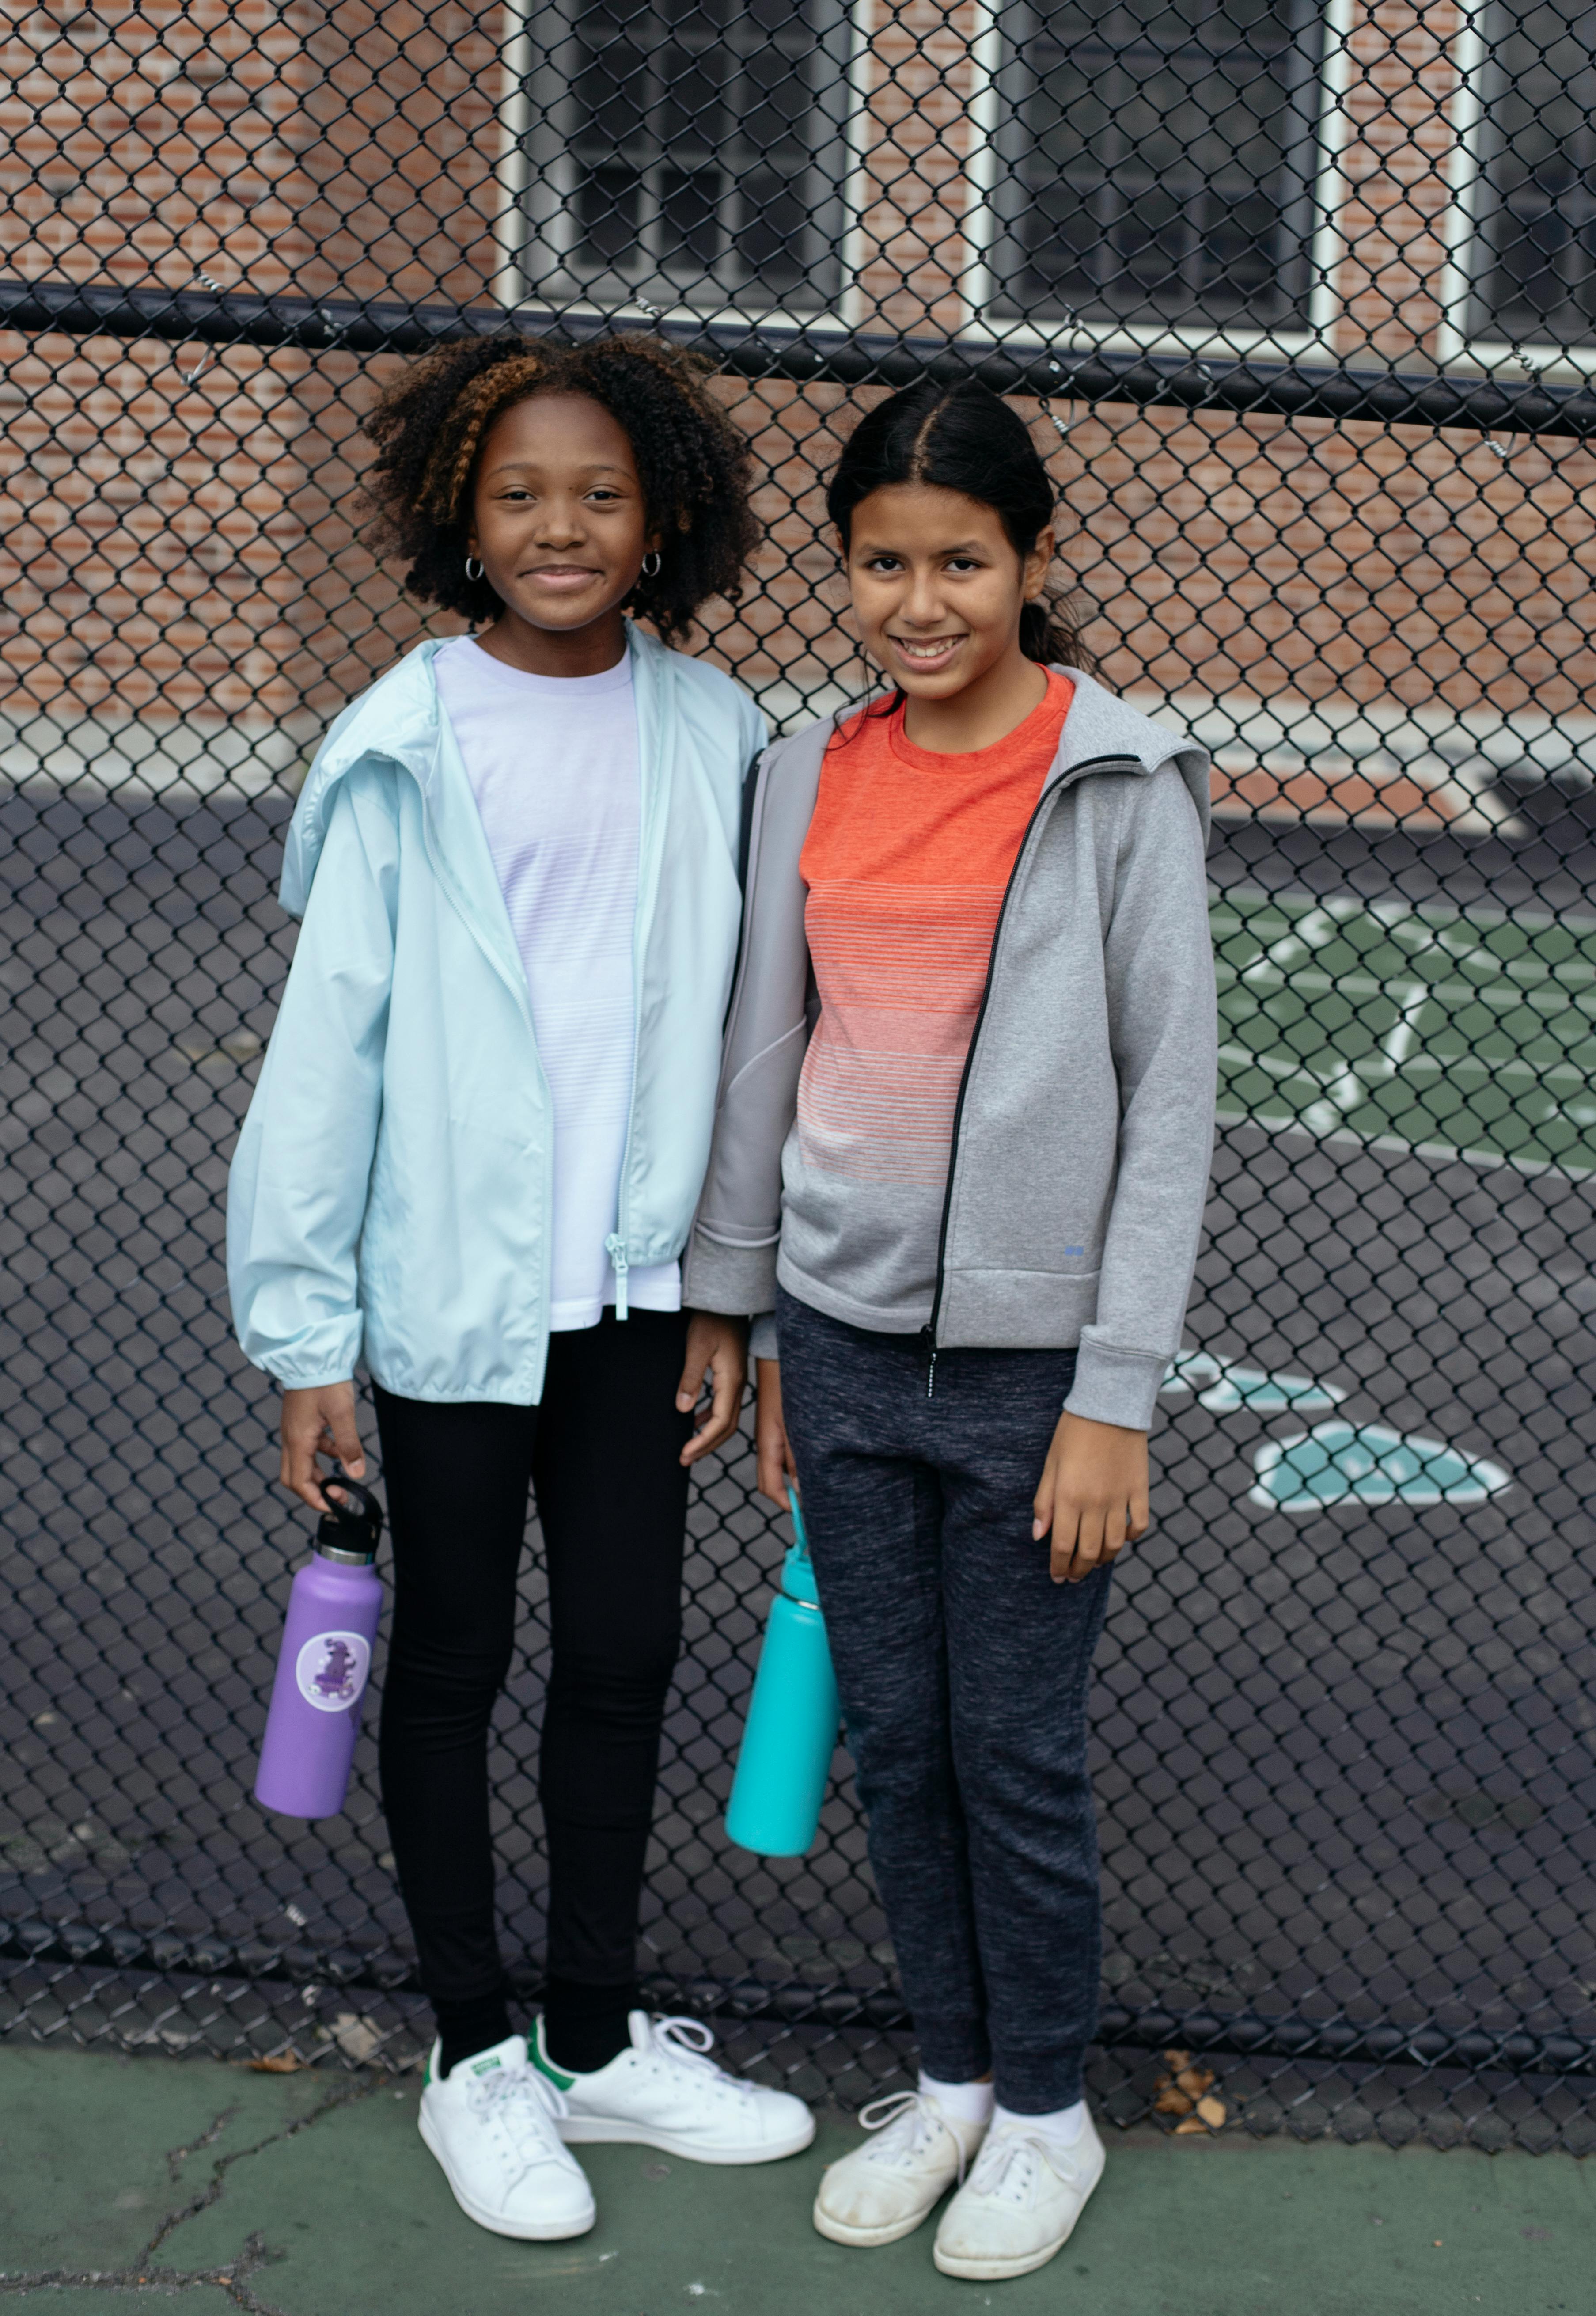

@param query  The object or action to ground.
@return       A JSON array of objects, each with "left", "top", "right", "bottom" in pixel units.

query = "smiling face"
[
  {"left": 842, "top": 482, "right": 1055, "bottom": 723},
  {"left": 466, "top": 391, "right": 657, "bottom": 674}
]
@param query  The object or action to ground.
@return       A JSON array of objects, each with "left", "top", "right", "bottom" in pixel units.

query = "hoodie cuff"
[
  {"left": 682, "top": 1226, "right": 778, "bottom": 1317},
  {"left": 1064, "top": 1338, "right": 1167, "bottom": 1432},
  {"left": 749, "top": 1312, "right": 779, "bottom": 1362}
]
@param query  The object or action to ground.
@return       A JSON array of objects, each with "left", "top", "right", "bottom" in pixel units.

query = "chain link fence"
[{"left": 3, "top": 0, "right": 1595, "bottom": 2151}]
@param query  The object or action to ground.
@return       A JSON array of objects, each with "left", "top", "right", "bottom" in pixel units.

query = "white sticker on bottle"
[{"left": 294, "top": 1629, "right": 371, "bottom": 1713}]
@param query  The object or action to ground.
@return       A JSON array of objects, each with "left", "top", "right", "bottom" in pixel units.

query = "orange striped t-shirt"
[{"left": 793, "top": 670, "right": 1073, "bottom": 1234}]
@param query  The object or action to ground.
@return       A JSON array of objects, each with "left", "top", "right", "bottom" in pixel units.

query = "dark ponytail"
[{"left": 826, "top": 377, "right": 1095, "bottom": 672}]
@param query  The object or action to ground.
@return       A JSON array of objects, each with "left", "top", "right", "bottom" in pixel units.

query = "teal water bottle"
[{"left": 725, "top": 1492, "right": 842, "bottom": 1858}]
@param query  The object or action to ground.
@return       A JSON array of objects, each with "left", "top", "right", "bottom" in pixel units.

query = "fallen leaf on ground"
[
  {"left": 1174, "top": 2116, "right": 1210, "bottom": 2134},
  {"left": 1163, "top": 2048, "right": 1190, "bottom": 2069},
  {"left": 1175, "top": 2065, "right": 1215, "bottom": 2096},
  {"left": 249, "top": 2052, "right": 304, "bottom": 2073},
  {"left": 1196, "top": 2096, "right": 1227, "bottom": 2126},
  {"left": 1153, "top": 2084, "right": 1194, "bottom": 2115}
]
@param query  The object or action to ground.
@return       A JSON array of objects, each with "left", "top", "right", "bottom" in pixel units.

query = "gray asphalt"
[{"left": 3, "top": 785, "right": 1594, "bottom": 2095}]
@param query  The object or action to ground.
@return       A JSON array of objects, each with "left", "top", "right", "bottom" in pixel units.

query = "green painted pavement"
[
  {"left": 1212, "top": 888, "right": 1596, "bottom": 1176},
  {"left": 2, "top": 2046, "right": 1588, "bottom": 2314},
  {"left": 0, "top": 2042, "right": 336, "bottom": 2281}
]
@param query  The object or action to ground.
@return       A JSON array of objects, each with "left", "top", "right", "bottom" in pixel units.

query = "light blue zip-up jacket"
[{"left": 227, "top": 626, "right": 766, "bottom": 1404}]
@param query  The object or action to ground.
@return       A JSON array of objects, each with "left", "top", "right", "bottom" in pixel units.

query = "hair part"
[
  {"left": 360, "top": 332, "right": 759, "bottom": 645},
  {"left": 826, "top": 376, "right": 1095, "bottom": 672}
]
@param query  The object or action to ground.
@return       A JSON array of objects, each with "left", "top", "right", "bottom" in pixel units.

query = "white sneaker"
[
  {"left": 933, "top": 2111, "right": 1105, "bottom": 2279},
  {"left": 532, "top": 2011, "right": 815, "bottom": 2165},
  {"left": 812, "top": 2090, "right": 988, "bottom": 2248},
  {"left": 418, "top": 2034, "right": 596, "bottom": 2240}
]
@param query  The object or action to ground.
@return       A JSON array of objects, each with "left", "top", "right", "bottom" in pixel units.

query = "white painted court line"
[
  {"left": 1214, "top": 1107, "right": 1596, "bottom": 1185},
  {"left": 1210, "top": 886, "right": 1596, "bottom": 1183}
]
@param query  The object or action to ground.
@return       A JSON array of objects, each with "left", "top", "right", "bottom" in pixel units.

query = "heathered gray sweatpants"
[{"left": 777, "top": 1284, "right": 1111, "bottom": 2112}]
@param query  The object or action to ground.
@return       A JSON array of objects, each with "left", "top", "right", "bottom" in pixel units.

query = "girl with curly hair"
[{"left": 227, "top": 333, "right": 813, "bottom": 2240}]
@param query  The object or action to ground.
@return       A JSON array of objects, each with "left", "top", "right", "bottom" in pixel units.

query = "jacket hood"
[
  {"left": 279, "top": 624, "right": 698, "bottom": 917},
  {"left": 281, "top": 638, "right": 447, "bottom": 918},
  {"left": 1054, "top": 670, "right": 1213, "bottom": 847}
]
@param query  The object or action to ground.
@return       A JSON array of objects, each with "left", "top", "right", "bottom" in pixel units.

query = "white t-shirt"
[{"left": 434, "top": 637, "right": 681, "bottom": 1331}]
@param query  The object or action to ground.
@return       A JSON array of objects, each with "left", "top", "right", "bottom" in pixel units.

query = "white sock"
[
  {"left": 919, "top": 2070, "right": 995, "bottom": 2125},
  {"left": 994, "top": 2097, "right": 1087, "bottom": 2146}
]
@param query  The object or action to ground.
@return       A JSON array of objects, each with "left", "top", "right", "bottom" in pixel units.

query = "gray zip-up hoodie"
[{"left": 681, "top": 672, "right": 1218, "bottom": 1432}]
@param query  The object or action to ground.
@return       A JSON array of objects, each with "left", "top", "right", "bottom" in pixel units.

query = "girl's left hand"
[
  {"left": 677, "top": 1312, "right": 749, "bottom": 1466},
  {"left": 1032, "top": 1412, "right": 1150, "bottom": 1584}
]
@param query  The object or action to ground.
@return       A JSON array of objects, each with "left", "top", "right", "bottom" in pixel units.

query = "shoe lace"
[
  {"left": 647, "top": 2014, "right": 756, "bottom": 2102},
  {"left": 966, "top": 2125, "right": 1066, "bottom": 2202},
  {"left": 857, "top": 2091, "right": 970, "bottom": 2183},
  {"left": 467, "top": 2062, "right": 569, "bottom": 2169}
]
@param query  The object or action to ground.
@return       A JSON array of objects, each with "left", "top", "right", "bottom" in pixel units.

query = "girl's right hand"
[
  {"left": 755, "top": 1359, "right": 799, "bottom": 1508},
  {"left": 280, "top": 1382, "right": 367, "bottom": 1514}
]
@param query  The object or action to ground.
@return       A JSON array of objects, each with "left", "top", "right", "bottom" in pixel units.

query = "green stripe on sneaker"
[{"left": 531, "top": 2019, "right": 576, "bottom": 2091}]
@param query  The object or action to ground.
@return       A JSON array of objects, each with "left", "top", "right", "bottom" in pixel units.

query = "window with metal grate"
[
  {"left": 986, "top": 0, "right": 1329, "bottom": 330},
  {"left": 1468, "top": 0, "right": 1596, "bottom": 348},
  {"left": 510, "top": 0, "right": 852, "bottom": 312}
]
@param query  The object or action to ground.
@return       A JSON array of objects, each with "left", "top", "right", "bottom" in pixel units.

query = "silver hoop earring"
[
  {"left": 464, "top": 555, "right": 484, "bottom": 581},
  {"left": 641, "top": 550, "right": 661, "bottom": 578}
]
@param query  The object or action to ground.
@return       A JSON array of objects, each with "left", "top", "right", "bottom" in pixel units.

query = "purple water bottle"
[{"left": 254, "top": 1471, "right": 384, "bottom": 1821}]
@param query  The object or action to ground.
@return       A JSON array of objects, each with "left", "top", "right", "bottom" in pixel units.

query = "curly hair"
[{"left": 361, "top": 332, "right": 760, "bottom": 645}]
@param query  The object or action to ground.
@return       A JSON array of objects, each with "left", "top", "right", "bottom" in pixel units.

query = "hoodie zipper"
[{"left": 921, "top": 753, "right": 1141, "bottom": 1397}]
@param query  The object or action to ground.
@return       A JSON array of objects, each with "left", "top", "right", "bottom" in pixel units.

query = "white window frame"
[
  {"left": 1436, "top": 0, "right": 1596, "bottom": 381},
  {"left": 959, "top": 0, "right": 1356, "bottom": 367},
  {"left": 485, "top": 0, "right": 1356, "bottom": 362},
  {"left": 489, "top": 0, "right": 872, "bottom": 339}
]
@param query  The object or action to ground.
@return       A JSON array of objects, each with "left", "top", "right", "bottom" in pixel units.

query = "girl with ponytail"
[
  {"left": 831, "top": 375, "right": 1096, "bottom": 688},
  {"left": 686, "top": 376, "right": 1217, "bottom": 2283}
]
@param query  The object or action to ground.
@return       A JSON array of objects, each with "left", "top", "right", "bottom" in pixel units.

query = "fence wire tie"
[
  {"left": 1487, "top": 357, "right": 1545, "bottom": 456},
  {"left": 182, "top": 267, "right": 230, "bottom": 388},
  {"left": 1039, "top": 364, "right": 1073, "bottom": 443}
]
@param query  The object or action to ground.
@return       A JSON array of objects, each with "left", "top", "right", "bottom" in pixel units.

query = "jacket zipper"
[
  {"left": 922, "top": 754, "right": 1139, "bottom": 1397},
  {"left": 610, "top": 642, "right": 659, "bottom": 1323},
  {"left": 605, "top": 1234, "right": 629, "bottom": 1320},
  {"left": 410, "top": 708, "right": 556, "bottom": 1394}
]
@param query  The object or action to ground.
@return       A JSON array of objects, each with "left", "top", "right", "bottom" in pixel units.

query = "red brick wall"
[
  {"left": 2, "top": 0, "right": 1592, "bottom": 790},
  {"left": 0, "top": 0, "right": 504, "bottom": 730},
  {"left": 0, "top": 0, "right": 501, "bottom": 302}
]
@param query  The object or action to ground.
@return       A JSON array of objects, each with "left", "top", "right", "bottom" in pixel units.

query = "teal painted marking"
[
  {"left": 1250, "top": 1422, "right": 1511, "bottom": 1513},
  {"left": 1163, "top": 1351, "right": 1344, "bottom": 1412},
  {"left": 1211, "top": 889, "right": 1596, "bottom": 1175}
]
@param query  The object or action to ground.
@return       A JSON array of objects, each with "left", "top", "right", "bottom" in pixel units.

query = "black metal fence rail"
[{"left": 6, "top": 277, "right": 1596, "bottom": 439}]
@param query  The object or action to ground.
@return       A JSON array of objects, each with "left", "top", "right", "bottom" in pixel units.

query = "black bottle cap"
[{"left": 315, "top": 1466, "right": 384, "bottom": 1563}]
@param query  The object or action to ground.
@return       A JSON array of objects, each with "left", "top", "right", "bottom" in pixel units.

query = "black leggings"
[{"left": 374, "top": 1310, "right": 692, "bottom": 2071}]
